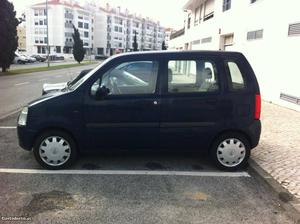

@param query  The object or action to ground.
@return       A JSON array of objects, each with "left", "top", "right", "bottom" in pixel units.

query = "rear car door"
[
  {"left": 83, "top": 58, "right": 161, "bottom": 151},
  {"left": 159, "top": 53, "right": 228, "bottom": 151}
]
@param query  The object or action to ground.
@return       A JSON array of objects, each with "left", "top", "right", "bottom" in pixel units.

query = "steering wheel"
[{"left": 108, "top": 77, "right": 121, "bottom": 94}]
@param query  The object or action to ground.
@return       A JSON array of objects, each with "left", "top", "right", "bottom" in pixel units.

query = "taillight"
[{"left": 255, "top": 94, "right": 261, "bottom": 120}]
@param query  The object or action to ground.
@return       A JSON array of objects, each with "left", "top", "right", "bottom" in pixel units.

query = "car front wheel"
[
  {"left": 33, "top": 130, "right": 77, "bottom": 170},
  {"left": 210, "top": 133, "right": 250, "bottom": 171}
]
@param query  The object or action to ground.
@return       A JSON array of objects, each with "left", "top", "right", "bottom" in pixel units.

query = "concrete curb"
[{"left": 248, "top": 158, "right": 300, "bottom": 223}]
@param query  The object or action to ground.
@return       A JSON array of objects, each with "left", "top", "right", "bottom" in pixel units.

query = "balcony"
[
  {"left": 65, "top": 23, "right": 73, "bottom": 29},
  {"left": 64, "top": 13, "right": 74, "bottom": 19},
  {"left": 170, "top": 28, "right": 185, "bottom": 40},
  {"left": 65, "top": 41, "right": 73, "bottom": 47}
]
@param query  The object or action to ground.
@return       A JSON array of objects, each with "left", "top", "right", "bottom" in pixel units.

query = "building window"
[
  {"left": 247, "top": 29, "right": 263, "bottom": 40},
  {"left": 223, "top": 0, "right": 231, "bottom": 11},
  {"left": 288, "top": 23, "right": 300, "bottom": 36},
  {"left": 119, "top": 27, "right": 122, "bottom": 32},
  {"left": 194, "top": 7, "right": 200, "bottom": 25},
  {"left": 39, "top": 20, "right": 43, "bottom": 25},
  {"left": 34, "top": 10, "right": 38, "bottom": 16},
  {"left": 187, "top": 14, "right": 191, "bottom": 29},
  {"left": 44, "top": 37, "right": 47, "bottom": 43},
  {"left": 84, "top": 23, "right": 89, "bottom": 29},
  {"left": 204, "top": 0, "right": 214, "bottom": 21},
  {"left": 44, "top": 19, "right": 47, "bottom": 25},
  {"left": 250, "top": 0, "right": 257, "bottom": 3},
  {"left": 56, "top": 46, "right": 61, "bottom": 53},
  {"left": 201, "top": 37, "right": 212, "bottom": 43},
  {"left": 78, "top": 16, "right": 83, "bottom": 19},
  {"left": 114, "top": 26, "right": 119, "bottom": 32},
  {"left": 84, "top": 31, "right": 89, "bottom": 38},
  {"left": 78, "top": 22, "right": 83, "bottom": 28},
  {"left": 97, "top": 48, "right": 104, "bottom": 55}
]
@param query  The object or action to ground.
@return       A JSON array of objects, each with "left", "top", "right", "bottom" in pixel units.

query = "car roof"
[{"left": 113, "top": 50, "right": 244, "bottom": 59}]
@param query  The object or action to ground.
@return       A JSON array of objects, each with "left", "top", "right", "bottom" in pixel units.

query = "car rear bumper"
[
  {"left": 246, "top": 120, "right": 261, "bottom": 149},
  {"left": 17, "top": 126, "right": 37, "bottom": 151}
]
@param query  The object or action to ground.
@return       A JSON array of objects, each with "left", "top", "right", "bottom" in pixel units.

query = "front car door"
[
  {"left": 159, "top": 53, "right": 228, "bottom": 151},
  {"left": 83, "top": 56, "right": 161, "bottom": 151}
]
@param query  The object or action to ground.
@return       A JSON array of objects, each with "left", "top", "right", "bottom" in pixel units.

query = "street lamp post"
[{"left": 46, "top": 0, "right": 50, "bottom": 67}]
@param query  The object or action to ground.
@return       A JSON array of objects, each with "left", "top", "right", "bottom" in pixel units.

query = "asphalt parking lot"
[{"left": 0, "top": 112, "right": 296, "bottom": 224}]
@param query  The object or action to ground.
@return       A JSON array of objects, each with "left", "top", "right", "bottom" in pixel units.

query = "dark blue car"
[{"left": 17, "top": 51, "right": 261, "bottom": 170}]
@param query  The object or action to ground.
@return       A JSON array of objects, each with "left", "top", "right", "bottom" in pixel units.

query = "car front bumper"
[{"left": 17, "top": 126, "right": 37, "bottom": 151}]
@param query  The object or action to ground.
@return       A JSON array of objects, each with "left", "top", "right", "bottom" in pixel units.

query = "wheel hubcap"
[
  {"left": 39, "top": 136, "right": 71, "bottom": 167},
  {"left": 216, "top": 138, "right": 246, "bottom": 167}
]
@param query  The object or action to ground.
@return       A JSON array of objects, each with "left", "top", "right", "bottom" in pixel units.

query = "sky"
[{"left": 10, "top": 0, "right": 187, "bottom": 29}]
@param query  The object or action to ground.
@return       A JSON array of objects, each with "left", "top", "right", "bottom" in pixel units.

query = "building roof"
[{"left": 33, "top": 0, "right": 84, "bottom": 10}]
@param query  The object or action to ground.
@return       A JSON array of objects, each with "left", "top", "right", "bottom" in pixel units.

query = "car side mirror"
[{"left": 95, "top": 86, "right": 110, "bottom": 100}]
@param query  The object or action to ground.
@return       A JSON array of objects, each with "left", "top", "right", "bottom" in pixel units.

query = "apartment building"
[
  {"left": 102, "top": 4, "right": 166, "bottom": 55},
  {"left": 169, "top": 0, "right": 300, "bottom": 111},
  {"left": 25, "top": 0, "right": 166, "bottom": 58},
  {"left": 164, "top": 28, "right": 175, "bottom": 49},
  {"left": 25, "top": 0, "right": 94, "bottom": 58},
  {"left": 17, "top": 25, "right": 26, "bottom": 52}
]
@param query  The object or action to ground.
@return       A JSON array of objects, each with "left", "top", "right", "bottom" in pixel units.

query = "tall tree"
[
  {"left": 0, "top": 0, "right": 19, "bottom": 72},
  {"left": 72, "top": 25, "right": 85, "bottom": 64},
  {"left": 132, "top": 30, "right": 138, "bottom": 52},
  {"left": 162, "top": 41, "right": 167, "bottom": 50}
]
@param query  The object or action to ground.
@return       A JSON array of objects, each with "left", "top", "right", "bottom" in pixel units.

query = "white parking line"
[
  {"left": 0, "top": 168, "right": 251, "bottom": 177},
  {"left": 0, "top": 126, "right": 16, "bottom": 129},
  {"left": 15, "top": 82, "right": 29, "bottom": 86}
]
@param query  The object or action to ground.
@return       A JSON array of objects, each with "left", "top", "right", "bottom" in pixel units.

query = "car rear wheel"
[
  {"left": 33, "top": 130, "right": 77, "bottom": 170},
  {"left": 210, "top": 133, "right": 250, "bottom": 171}
]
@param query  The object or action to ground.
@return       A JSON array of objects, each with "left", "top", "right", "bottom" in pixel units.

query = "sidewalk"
[{"left": 252, "top": 101, "right": 300, "bottom": 199}]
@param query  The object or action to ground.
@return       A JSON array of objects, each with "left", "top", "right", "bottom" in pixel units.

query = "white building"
[
  {"left": 25, "top": 0, "right": 95, "bottom": 58},
  {"left": 164, "top": 28, "right": 175, "bottom": 49},
  {"left": 101, "top": 4, "right": 166, "bottom": 55},
  {"left": 25, "top": 0, "right": 166, "bottom": 58},
  {"left": 169, "top": 0, "right": 300, "bottom": 111}
]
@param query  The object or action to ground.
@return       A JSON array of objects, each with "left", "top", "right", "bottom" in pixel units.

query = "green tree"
[
  {"left": 72, "top": 25, "right": 85, "bottom": 63},
  {"left": 162, "top": 41, "right": 167, "bottom": 50},
  {"left": 132, "top": 31, "right": 138, "bottom": 51},
  {"left": 0, "top": 0, "right": 19, "bottom": 72}
]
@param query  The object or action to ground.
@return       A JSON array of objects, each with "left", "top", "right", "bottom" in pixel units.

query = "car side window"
[
  {"left": 90, "top": 61, "right": 159, "bottom": 96},
  {"left": 226, "top": 61, "right": 246, "bottom": 90},
  {"left": 168, "top": 60, "right": 219, "bottom": 93}
]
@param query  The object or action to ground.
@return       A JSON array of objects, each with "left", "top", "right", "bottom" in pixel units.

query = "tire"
[
  {"left": 210, "top": 132, "right": 251, "bottom": 171},
  {"left": 33, "top": 130, "right": 77, "bottom": 170}
]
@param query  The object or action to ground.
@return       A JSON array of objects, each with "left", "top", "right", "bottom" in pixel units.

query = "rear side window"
[
  {"left": 167, "top": 60, "right": 219, "bottom": 93},
  {"left": 226, "top": 61, "right": 246, "bottom": 90}
]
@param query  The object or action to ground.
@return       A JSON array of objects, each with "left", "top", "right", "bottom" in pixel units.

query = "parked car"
[
  {"left": 17, "top": 51, "right": 261, "bottom": 170},
  {"left": 21, "top": 54, "right": 36, "bottom": 63},
  {"left": 31, "top": 55, "right": 46, "bottom": 62},
  {"left": 48, "top": 55, "right": 65, "bottom": 61},
  {"left": 13, "top": 52, "right": 28, "bottom": 64},
  {"left": 42, "top": 69, "right": 92, "bottom": 95}
]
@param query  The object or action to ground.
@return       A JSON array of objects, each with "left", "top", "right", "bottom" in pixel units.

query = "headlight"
[{"left": 18, "top": 107, "right": 28, "bottom": 126}]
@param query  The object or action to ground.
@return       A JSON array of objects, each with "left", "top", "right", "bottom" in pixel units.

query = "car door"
[
  {"left": 159, "top": 54, "right": 228, "bottom": 151},
  {"left": 83, "top": 59, "right": 161, "bottom": 151}
]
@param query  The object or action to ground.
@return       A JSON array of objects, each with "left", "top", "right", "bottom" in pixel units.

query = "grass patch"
[{"left": 0, "top": 61, "right": 97, "bottom": 76}]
